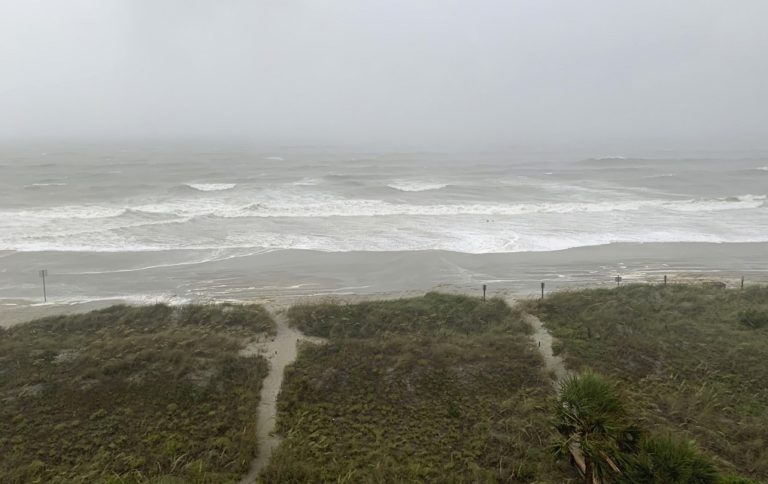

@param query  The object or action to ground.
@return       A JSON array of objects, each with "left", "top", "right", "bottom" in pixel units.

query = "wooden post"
[
  {"left": 38, "top": 269, "right": 48, "bottom": 302},
  {"left": 615, "top": 275, "right": 622, "bottom": 287},
  {"left": 741, "top": 276, "right": 744, "bottom": 289},
  {"left": 540, "top": 282, "right": 545, "bottom": 300},
  {"left": 664, "top": 274, "right": 667, "bottom": 285},
  {"left": 482, "top": 284, "right": 487, "bottom": 301}
]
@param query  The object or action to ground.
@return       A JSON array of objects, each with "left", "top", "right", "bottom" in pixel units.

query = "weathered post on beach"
[
  {"left": 541, "top": 282, "right": 545, "bottom": 300},
  {"left": 615, "top": 275, "right": 622, "bottom": 287},
  {"left": 664, "top": 274, "right": 667, "bottom": 285},
  {"left": 741, "top": 275, "right": 745, "bottom": 289},
  {"left": 39, "top": 269, "right": 48, "bottom": 302},
  {"left": 482, "top": 284, "right": 487, "bottom": 301}
]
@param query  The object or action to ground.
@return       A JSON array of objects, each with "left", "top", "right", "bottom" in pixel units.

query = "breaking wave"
[
  {"left": 387, "top": 181, "right": 448, "bottom": 192},
  {"left": 185, "top": 183, "right": 236, "bottom": 192},
  {"left": 1, "top": 193, "right": 764, "bottom": 223}
]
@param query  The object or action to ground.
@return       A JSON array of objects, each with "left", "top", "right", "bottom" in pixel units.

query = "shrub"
[
  {"left": 738, "top": 307, "right": 768, "bottom": 329},
  {"left": 531, "top": 285, "right": 768, "bottom": 480},
  {"left": 262, "top": 294, "right": 567, "bottom": 482},
  {"left": 288, "top": 292, "right": 524, "bottom": 339},
  {"left": 622, "top": 435, "right": 719, "bottom": 484},
  {"left": 0, "top": 303, "right": 273, "bottom": 482},
  {"left": 552, "top": 371, "right": 636, "bottom": 482}
]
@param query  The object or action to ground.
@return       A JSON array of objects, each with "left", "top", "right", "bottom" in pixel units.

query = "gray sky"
[{"left": 1, "top": 1, "right": 767, "bottom": 149}]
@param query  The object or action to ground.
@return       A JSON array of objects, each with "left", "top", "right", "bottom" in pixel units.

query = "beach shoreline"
[{"left": 2, "top": 241, "right": 767, "bottom": 327}]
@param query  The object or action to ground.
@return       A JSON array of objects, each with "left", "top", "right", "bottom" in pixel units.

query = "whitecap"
[
  {"left": 292, "top": 177, "right": 321, "bottom": 186},
  {"left": 2, "top": 193, "right": 764, "bottom": 229},
  {"left": 186, "top": 183, "right": 236, "bottom": 192},
  {"left": 24, "top": 182, "right": 67, "bottom": 188},
  {"left": 387, "top": 181, "right": 448, "bottom": 192}
]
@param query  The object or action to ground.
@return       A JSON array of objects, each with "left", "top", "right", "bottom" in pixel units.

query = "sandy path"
[
  {"left": 503, "top": 296, "right": 568, "bottom": 385},
  {"left": 523, "top": 312, "right": 570, "bottom": 385},
  {"left": 516, "top": 311, "right": 588, "bottom": 474},
  {"left": 239, "top": 310, "right": 326, "bottom": 483}
]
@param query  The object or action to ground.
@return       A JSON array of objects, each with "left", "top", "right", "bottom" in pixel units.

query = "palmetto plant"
[{"left": 552, "top": 371, "right": 637, "bottom": 483}]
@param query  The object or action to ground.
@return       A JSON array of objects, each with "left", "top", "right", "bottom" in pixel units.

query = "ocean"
[{"left": 1, "top": 144, "right": 767, "bottom": 308}]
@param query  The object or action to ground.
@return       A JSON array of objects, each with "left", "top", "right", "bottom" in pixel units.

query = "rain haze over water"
[
  {"left": 1, "top": 147, "right": 768, "bottom": 254},
  {"left": 1, "top": 1, "right": 767, "bottom": 305},
  {"left": 2, "top": 1, "right": 767, "bottom": 147}
]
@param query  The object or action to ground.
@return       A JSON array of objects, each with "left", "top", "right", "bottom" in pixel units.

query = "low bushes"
[
  {"left": 529, "top": 284, "right": 768, "bottom": 479},
  {"left": 0, "top": 303, "right": 274, "bottom": 483},
  {"left": 262, "top": 293, "right": 569, "bottom": 482},
  {"left": 738, "top": 307, "right": 768, "bottom": 329},
  {"left": 288, "top": 291, "right": 527, "bottom": 338}
]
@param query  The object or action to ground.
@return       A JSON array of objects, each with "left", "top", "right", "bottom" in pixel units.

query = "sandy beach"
[{"left": 3, "top": 241, "right": 767, "bottom": 328}]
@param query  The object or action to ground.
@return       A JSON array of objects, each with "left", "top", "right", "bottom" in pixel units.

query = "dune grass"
[
  {"left": 287, "top": 292, "right": 530, "bottom": 338},
  {"left": 525, "top": 284, "right": 768, "bottom": 479},
  {"left": 0, "top": 303, "right": 275, "bottom": 483},
  {"left": 260, "top": 292, "right": 570, "bottom": 482}
]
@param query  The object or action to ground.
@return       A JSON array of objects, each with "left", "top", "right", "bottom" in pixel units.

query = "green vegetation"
[
  {"left": 738, "top": 306, "right": 768, "bottom": 329},
  {"left": 0, "top": 303, "right": 275, "bottom": 483},
  {"left": 526, "top": 284, "right": 768, "bottom": 480},
  {"left": 622, "top": 434, "right": 720, "bottom": 483},
  {"left": 261, "top": 292, "right": 569, "bottom": 482},
  {"left": 552, "top": 371, "right": 638, "bottom": 483},
  {"left": 287, "top": 291, "right": 529, "bottom": 338},
  {"left": 552, "top": 371, "right": 730, "bottom": 483}
]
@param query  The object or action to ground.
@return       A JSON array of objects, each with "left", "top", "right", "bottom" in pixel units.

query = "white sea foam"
[
  {"left": 756, "top": 166, "right": 768, "bottom": 172},
  {"left": 2, "top": 220, "right": 767, "bottom": 254},
  {"left": 25, "top": 182, "right": 67, "bottom": 188},
  {"left": 387, "top": 181, "right": 448, "bottom": 192},
  {"left": 1, "top": 193, "right": 764, "bottom": 226},
  {"left": 58, "top": 248, "right": 275, "bottom": 273},
  {"left": 3, "top": 154, "right": 767, "bottom": 256},
  {"left": 0, "top": 205, "right": 126, "bottom": 220},
  {"left": 186, "top": 183, "right": 236, "bottom": 192},
  {"left": 292, "top": 177, "right": 321, "bottom": 186},
  {"left": 26, "top": 294, "right": 194, "bottom": 307}
]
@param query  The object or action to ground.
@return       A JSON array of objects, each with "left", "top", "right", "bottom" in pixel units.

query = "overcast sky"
[{"left": 1, "top": 1, "right": 767, "bottom": 149}]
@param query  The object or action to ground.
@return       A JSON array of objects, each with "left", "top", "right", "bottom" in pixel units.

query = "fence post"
[
  {"left": 38, "top": 269, "right": 48, "bottom": 302},
  {"left": 615, "top": 275, "right": 622, "bottom": 287},
  {"left": 741, "top": 276, "right": 744, "bottom": 289},
  {"left": 482, "top": 284, "right": 486, "bottom": 301},
  {"left": 540, "top": 282, "right": 545, "bottom": 300},
  {"left": 664, "top": 274, "right": 667, "bottom": 285}
]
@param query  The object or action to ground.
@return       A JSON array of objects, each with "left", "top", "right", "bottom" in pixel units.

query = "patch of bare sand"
[
  {"left": 239, "top": 309, "right": 326, "bottom": 483},
  {"left": 0, "top": 299, "right": 128, "bottom": 328},
  {"left": 524, "top": 312, "right": 570, "bottom": 385}
]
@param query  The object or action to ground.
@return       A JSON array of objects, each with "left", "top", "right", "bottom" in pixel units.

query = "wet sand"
[{"left": 2, "top": 242, "right": 768, "bottom": 327}]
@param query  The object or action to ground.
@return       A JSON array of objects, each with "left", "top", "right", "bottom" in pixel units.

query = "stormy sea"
[{"left": 2, "top": 143, "right": 767, "bottom": 311}]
